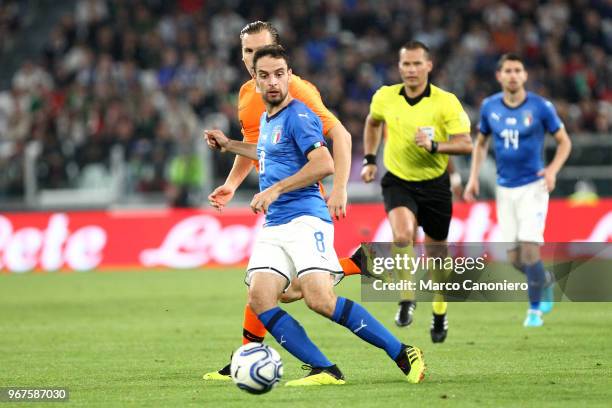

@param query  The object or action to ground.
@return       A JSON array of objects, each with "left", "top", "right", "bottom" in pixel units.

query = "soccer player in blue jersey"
[
  {"left": 205, "top": 45, "right": 425, "bottom": 385},
  {"left": 464, "top": 54, "right": 572, "bottom": 327}
]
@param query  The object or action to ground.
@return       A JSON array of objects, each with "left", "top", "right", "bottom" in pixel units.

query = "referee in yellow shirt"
[{"left": 361, "top": 41, "right": 472, "bottom": 343}]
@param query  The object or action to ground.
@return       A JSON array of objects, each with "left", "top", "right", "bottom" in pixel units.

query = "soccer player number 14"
[{"left": 500, "top": 129, "right": 519, "bottom": 150}]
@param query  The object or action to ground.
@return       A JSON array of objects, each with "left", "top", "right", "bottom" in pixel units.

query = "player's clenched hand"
[
  {"left": 250, "top": 186, "right": 281, "bottom": 214},
  {"left": 203, "top": 129, "right": 230, "bottom": 152},
  {"left": 208, "top": 184, "right": 235, "bottom": 210},
  {"left": 463, "top": 178, "right": 479, "bottom": 202},
  {"left": 414, "top": 130, "right": 432, "bottom": 151},
  {"left": 538, "top": 167, "right": 557, "bottom": 192},
  {"left": 361, "top": 164, "right": 377, "bottom": 183},
  {"left": 326, "top": 188, "right": 347, "bottom": 220}
]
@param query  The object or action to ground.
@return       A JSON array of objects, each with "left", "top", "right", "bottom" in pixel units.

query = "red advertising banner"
[{"left": 1, "top": 200, "right": 611, "bottom": 273}]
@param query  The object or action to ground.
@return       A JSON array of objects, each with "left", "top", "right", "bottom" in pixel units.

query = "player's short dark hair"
[
  {"left": 253, "top": 45, "right": 290, "bottom": 71},
  {"left": 399, "top": 41, "right": 431, "bottom": 59},
  {"left": 240, "top": 21, "right": 280, "bottom": 44},
  {"left": 497, "top": 53, "right": 525, "bottom": 71}
]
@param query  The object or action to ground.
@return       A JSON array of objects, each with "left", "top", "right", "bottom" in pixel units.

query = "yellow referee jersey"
[{"left": 370, "top": 83, "right": 471, "bottom": 181}]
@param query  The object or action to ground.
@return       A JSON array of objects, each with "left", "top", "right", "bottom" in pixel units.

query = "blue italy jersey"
[
  {"left": 257, "top": 100, "right": 330, "bottom": 226},
  {"left": 478, "top": 92, "right": 564, "bottom": 187}
]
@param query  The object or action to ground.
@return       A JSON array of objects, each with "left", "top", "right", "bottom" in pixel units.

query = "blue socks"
[
  {"left": 258, "top": 307, "right": 332, "bottom": 368},
  {"left": 258, "top": 298, "right": 404, "bottom": 367},
  {"left": 524, "top": 261, "right": 546, "bottom": 309},
  {"left": 331, "top": 297, "right": 403, "bottom": 360}
]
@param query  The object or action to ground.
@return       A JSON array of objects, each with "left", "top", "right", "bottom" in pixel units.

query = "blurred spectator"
[
  {"left": 157, "top": 48, "right": 179, "bottom": 88},
  {"left": 210, "top": 6, "right": 245, "bottom": 52},
  {"left": 12, "top": 60, "right": 53, "bottom": 93},
  {"left": 0, "top": 0, "right": 23, "bottom": 54},
  {"left": 75, "top": 0, "right": 108, "bottom": 29},
  {"left": 569, "top": 180, "right": 599, "bottom": 206},
  {"left": 166, "top": 126, "right": 204, "bottom": 207}
]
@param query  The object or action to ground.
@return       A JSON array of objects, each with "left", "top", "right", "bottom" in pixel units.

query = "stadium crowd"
[
  {"left": 0, "top": 0, "right": 23, "bottom": 54},
  {"left": 0, "top": 0, "right": 610, "bottom": 202}
]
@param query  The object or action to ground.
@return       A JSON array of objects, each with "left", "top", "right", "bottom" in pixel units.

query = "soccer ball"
[{"left": 230, "top": 343, "right": 283, "bottom": 394}]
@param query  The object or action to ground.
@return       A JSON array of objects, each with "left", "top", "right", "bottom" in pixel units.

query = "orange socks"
[
  {"left": 340, "top": 256, "right": 361, "bottom": 276},
  {"left": 242, "top": 304, "right": 267, "bottom": 345}
]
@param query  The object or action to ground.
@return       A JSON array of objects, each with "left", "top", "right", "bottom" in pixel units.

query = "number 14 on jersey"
[{"left": 500, "top": 129, "right": 519, "bottom": 150}]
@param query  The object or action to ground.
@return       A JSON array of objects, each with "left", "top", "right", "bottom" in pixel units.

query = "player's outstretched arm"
[
  {"left": 538, "top": 127, "right": 572, "bottom": 192},
  {"left": 204, "top": 129, "right": 258, "bottom": 160},
  {"left": 325, "top": 124, "right": 351, "bottom": 219},
  {"left": 464, "top": 132, "right": 490, "bottom": 202},
  {"left": 205, "top": 129, "right": 258, "bottom": 209},
  {"left": 250, "top": 147, "right": 334, "bottom": 214},
  {"left": 361, "top": 114, "right": 384, "bottom": 183}
]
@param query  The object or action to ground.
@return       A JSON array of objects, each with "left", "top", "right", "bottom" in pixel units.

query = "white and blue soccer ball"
[{"left": 230, "top": 343, "right": 283, "bottom": 394}]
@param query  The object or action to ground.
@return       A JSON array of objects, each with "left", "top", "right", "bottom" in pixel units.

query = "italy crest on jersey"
[
  {"left": 272, "top": 125, "right": 282, "bottom": 144},
  {"left": 523, "top": 111, "right": 533, "bottom": 127}
]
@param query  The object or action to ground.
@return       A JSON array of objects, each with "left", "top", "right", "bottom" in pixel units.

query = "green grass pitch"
[{"left": 1, "top": 269, "right": 611, "bottom": 407}]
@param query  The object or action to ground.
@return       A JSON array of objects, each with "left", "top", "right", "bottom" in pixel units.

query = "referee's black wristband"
[
  {"left": 363, "top": 154, "right": 377, "bottom": 166},
  {"left": 429, "top": 141, "right": 438, "bottom": 154}
]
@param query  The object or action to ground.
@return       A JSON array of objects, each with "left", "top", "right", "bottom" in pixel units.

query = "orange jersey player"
[{"left": 202, "top": 21, "right": 364, "bottom": 382}]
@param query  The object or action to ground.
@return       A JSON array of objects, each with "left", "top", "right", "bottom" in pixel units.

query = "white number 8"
[{"left": 259, "top": 150, "right": 266, "bottom": 174}]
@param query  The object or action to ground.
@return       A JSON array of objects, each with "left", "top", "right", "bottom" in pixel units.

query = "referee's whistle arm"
[{"left": 445, "top": 133, "right": 474, "bottom": 155}]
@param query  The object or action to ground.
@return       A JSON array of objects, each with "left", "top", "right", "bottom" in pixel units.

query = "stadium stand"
[{"left": 0, "top": 0, "right": 610, "bottom": 208}]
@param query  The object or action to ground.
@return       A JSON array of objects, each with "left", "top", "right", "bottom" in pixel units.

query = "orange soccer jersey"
[{"left": 238, "top": 74, "right": 341, "bottom": 168}]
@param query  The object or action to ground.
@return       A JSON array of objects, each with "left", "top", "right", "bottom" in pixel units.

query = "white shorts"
[
  {"left": 245, "top": 215, "right": 343, "bottom": 289},
  {"left": 496, "top": 178, "right": 549, "bottom": 244}
]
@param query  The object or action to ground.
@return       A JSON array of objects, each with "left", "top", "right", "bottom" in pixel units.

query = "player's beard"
[
  {"left": 505, "top": 81, "right": 521, "bottom": 94},
  {"left": 263, "top": 89, "right": 287, "bottom": 107}
]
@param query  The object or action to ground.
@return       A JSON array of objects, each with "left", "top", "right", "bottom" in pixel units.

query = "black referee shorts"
[{"left": 381, "top": 171, "right": 452, "bottom": 241}]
